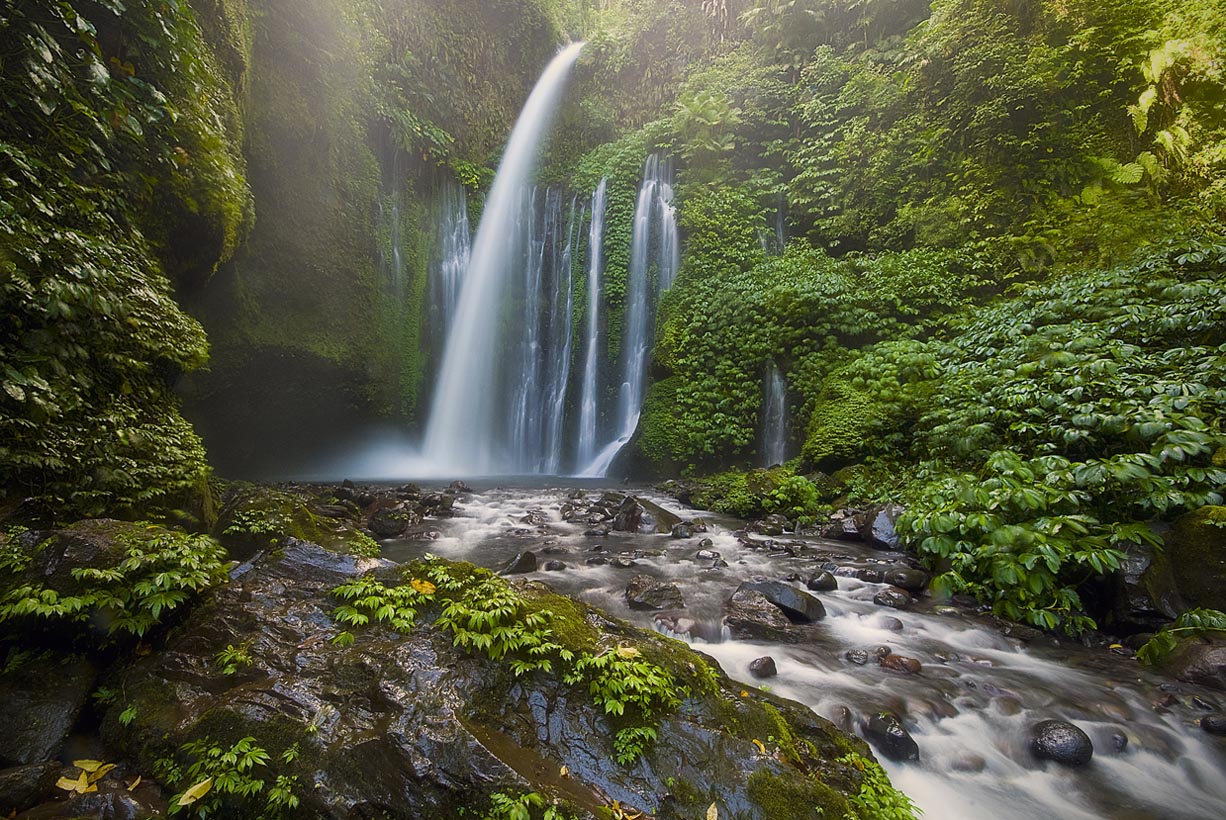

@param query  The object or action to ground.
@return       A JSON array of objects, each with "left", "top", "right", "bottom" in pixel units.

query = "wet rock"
[
  {"left": 807, "top": 571, "right": 838, "bottom": 592},
  {"left": 611, "top": 557, "right": 638, "bottom": 569},
  {"left": 520, "top": 510, "right": 549, "bottom": 527},
  {"left": 585, "top": 557, "right": 609, "bottom": 566},
  {"left": 696, "top": 549, "right": 721, "bottom": 561},
  {"left": 542, "top": 560, "right": 566, "bottom": 572},
  {"left": 873, "top": 587, "right": 911, "bottom": 610},
  {"left": 879, "top": 616, "right": 904, "bottom": 632},
  {"left": 0, "top": 762, "right": 61, "bottom": 814},
  {"left": 862, "top": 504, "right": 905, "bottom": 550},
  {"left": 724, "top": 589, "right": 799, "bottom": 643},
  {"left": 625, "top": 576, "right": 685, "bottom": 610},
  {"left": 670, "top": 523, "right": 693, "bottom": 539},
  {"left": 367, "top": 505, "right": 419, "bottom": 538},
  {"left": 500, "top": 551, "right": 538, "bottom": 575},
  {"left": 612, "top": 497, "right": 644, "bottom": 533},
  {"left": 861, "top": 712, "right": 919, "bottom": 761},
  {"left": 448, "top": 480, "right": 470, "bottom": 494},
  {"left": 752, "top": 514, "right": 789, "bottom": 537},
  {"left": 100, "top": 539, "right": 875, "bottom": 818},
  {"left": 711, "top": 559, "right": 729, "bottom": 569},
  {"left": 883, "top": 567, "right": 929, "bottom": 593},
  {"left": 748, "top": 657, "right": 778, "bottom": 679},
  {"left": 823, "top": 512, "right": 866, "bottom": 542},
  {"left": 737, "top": 580, "right": 826, "bottom": 623},
  {"left": 1030, "top": 720, "right": 1094, "bottom": 766},
  {"left": 856, "top": 568, "right": 885, "bottom": 584},
  {"left": 0, "top": 653, "right": 95, "bottom": 766},
  {"left": 584, "top": 526, "right": 611, "bottom": 537},
  {"left": 1166, "top": 506, "right": 1226, "bottom": 611},
  {"left": 1158, "top": 636, "right": 1226, "bottom": 691},
  {"left": 845, "top": 649, "right": 871, "bottom": 666},
  {"left": 1201, "top": 714, "right": 1226, "bottom": 735},
  {"left": 879, "top": 654, "right": 922, "bottom": 675},
  {"left": 698, "top": 537, "right": 714, "bottom": 549},
  {"left": 640, "top": 498, "right": 682, "bottom": 533},
  {"left": 312, "top": 503, "right": 352, "bottom": 519},
  {"left": 1110, "top": 731, "right": 1129, "bottom": 752},
  {"left": 1107, "top": 532, "right": 1185, "bottom": 632}
]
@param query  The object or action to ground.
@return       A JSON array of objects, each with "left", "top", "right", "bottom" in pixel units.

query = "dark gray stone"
[
  {"left": 748, "top": 657, "right": 778, "bottom": 679},
  {"left": 863, "top": 504, "right": 905, "bottom": 549},
  {"left": 873, "top": 587, "right": 911, "bottom": 610},
  {"left": 737, "top": 580, "right": 826, "bottom": 623},
  {"left": 625, "top": 575, "right": 685, "bottom": 610},
  {"left": 1201, "top": 714, "right": 1226, "bottom": 736},
  {"left": 0, "top": 762, "right": 60, "bottom": 814},
  {"left": 862, "top": 712, "right": 919, "bottom": 761},
  {"left": 807, "top": 571, "right": 838, "bottom": 592},
  {"left": 1030, "top": 720, "right": 1094, "bottom": 766},
  {"left": 612, "top": 497, "right": 644, "bottom": 533},
  {"left": 724, "top": 589, "right": 799, "bottom": 643},
  {"left": 0, "top": 654, "right": 95, "bottom": 766},
  {"left": 500, "top": 551, "right": 538, "bottom": 575},
  {"left": 542, "top": 560, "right": 566, "bottom": 572},
  {"left": 883, "top": 567, "right": 929, "bottom": 592}
]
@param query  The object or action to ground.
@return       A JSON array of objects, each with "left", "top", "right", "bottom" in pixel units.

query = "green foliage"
[
  {"left": 563, "top": 645, "right": 684, "bottom": 764},
  {"left": 840, "top": 752, "right": 922, "bottom": 820},
  {"left": 484, "top": 791, "right": 575, "bottom": 820},
  {"left": 1136, "top": 608, "right": 1226, "bottom": 666},
  {"left": 0, "top": 526, "right": 229, "bottom": 639},
  {"left": 214, "top": 642, "right": 254, "bottom": 676},
  {"left": 763, "top": 475, "right": 823, "bottom": 524},
  {"left": 647, "top": 243, "right": 991, "bottom": 469},
  {"left": 0, "top": 0, "right": 255, "bottom": 519},
  {"left": 159, "top": 736, "right": 300, "bottom": 819}
]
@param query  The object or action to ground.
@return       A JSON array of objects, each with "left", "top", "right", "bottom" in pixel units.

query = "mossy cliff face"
[
  {"left": 0, "top": 0, "right": 252, "bottom": 522},
  {"left": 179, "top": 0, "right": 571, "bottom": 476},
  {"left": 1167, "top": 506, "right": 1226, "bottom": 611}
]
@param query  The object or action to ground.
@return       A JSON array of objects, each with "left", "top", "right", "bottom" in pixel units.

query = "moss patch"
[{"left": 1167, "top": 506, "right": 1226, "bottom": 611}]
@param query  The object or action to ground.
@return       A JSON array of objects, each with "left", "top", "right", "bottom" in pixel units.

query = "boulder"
[
  {"left": 500, "top": 551, "right": 538, "bottom": 575},
  {"left": 543, "top": 561, "right": 567, "bottom": 572},
  {"left": 1029, "top": 720, "right": 1093, "bottom": 766},
  {"left": 612, "top": 497, "right": 644, "bottom": 533},
  {"left": 873, "top": 587, "right": 911, "bottom": 611},
  {"left": 879, "top": 654, "right": 922, "bottom": 675},
  {"left": 861, "top": 713, "right": 919, "bottom": 761},
  {"left": 0, "top": 762, "right": 61, "bottom": 814},
  {"left": 670, "top": 523, "right": 694, "bottom": 539},
  {"left": 752, "top": 514, "right": 789, "bottom": 537},
  {"left": 368, "top": 505, "right": 420, "bottom": 538},
  {"left": 101, "top": 541, "right": 879, "bottom": 819},
  {"left": 1165, "top": 507, "right": 1226, "bottom": 611},
  {"left": 624, "top": 576, "right": 685, "bottom": 611},
  {"left": 807, "top": 572, "right": 838, "bottom": 592},
  {"left": 737, "top": 580, "right": 826, "bottom": 623},
  {"left": 882, "top": 567, "right": 929, "bottom": 593},
  {"left": 1159, "top": 636, "right": 1226, "bottom": 691},
  {"left": 724, "top": 589, "right": 800, "bottom": 643},
  {"left": 749, "top": 657, "right": 778, "bottom": 679},
  {"left": 862, "top": 504, "right": 905, "bottom": 550},
  {"left": 0, "top": 653, "right": 95, "bottom": 767},
  {"left": 1200, "top": 715, "right": 1226, "bottom": 736}
]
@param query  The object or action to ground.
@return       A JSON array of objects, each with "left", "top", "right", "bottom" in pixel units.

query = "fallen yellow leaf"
[
  {"left": 410, "top": 578, "right": 436, "bottom": 595},
  {"left": 127, "top": 775, "right": 142, "bottom": 791},
  {"left": 616, "top": 645, "right": 639, "bottom": 659},
  {"left": 752, "top": 738, "right": 767, "bottom": 755},
  {"left": 56, "top": 771, "right": 98, "bottom": 795},
  {"left": 86, "top": 763, "right": 116, "bottom": 784},
  {"left": 559, "top": 764, "right": 570, "bottom": 778},
  {"left": 72, "top": 759, "right": 106, "bottom": 773},
  {"left": 740, "top": 690, "right": 749, "bottom": 698},
  {"left": 707, "top": 802, "right": 719, "bottom": 820},
  {"left": 178, "top": 777, "right": 214, "bottom": 806}
]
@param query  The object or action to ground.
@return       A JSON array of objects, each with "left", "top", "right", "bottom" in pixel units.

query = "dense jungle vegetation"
[{"left": 2, "top": 0, "right": 1225, "bottom": 638}]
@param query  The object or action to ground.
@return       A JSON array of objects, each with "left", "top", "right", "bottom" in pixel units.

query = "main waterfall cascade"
[
  {"left": 421, "top": 42, "right": 585, "bottom": 475},
  {"left": 412, "top": 43, "right": 683, "bottom": 477}
]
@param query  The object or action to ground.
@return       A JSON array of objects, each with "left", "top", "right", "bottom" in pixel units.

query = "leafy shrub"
[
  {"left": 0, "top": 525, "right": 229, "bottom": 639},
  {"left": 157, "top": 736, "right": 300, "bottom": 819},
  {"left": 1136, "top": 608, "right": 1226, "bottom": 665},
  {"left": 841, "top": 753, "right": 922, "bottom": 820}
]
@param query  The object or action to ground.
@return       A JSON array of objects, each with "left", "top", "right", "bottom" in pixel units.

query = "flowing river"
[{"left": 376, "top": 484, "right": 1226, "bottom": 820}]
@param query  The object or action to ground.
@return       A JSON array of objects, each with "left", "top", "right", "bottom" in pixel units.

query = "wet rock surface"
[
  {"left": 1029, "top": 720, "right": 1094, "bottom": 766},
  {"left": 624, "top": 575, "right": 685, "bottom": 610},
  {"left": 736, "top": 580, "right": 826, "bottom": 623},
  {"left": 0, "top": 653, "right": 95, "bottom": 767},
  {"left": 97, "top": 540, "right": 872, "bottom": 820},
  {"left": 724, "top": 588, "right": 800, "bottom": 643},
  {"left": 861, "top": 712, "right": 919, "bottom": 761},
  {"left": 748, "top": 656, "right": 778, "bottom": 679}
]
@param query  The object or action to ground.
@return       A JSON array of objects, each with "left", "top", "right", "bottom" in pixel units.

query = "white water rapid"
[{"left": 422, "top": 42, "right": 585, "bottom": 475}]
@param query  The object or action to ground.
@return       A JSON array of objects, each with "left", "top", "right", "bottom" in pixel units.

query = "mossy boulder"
[
  {"left": 1166, "top": 506, "right": 1226, "bottom": 611},
  {"left": 102, "top": 541, "right": 892, "bottom": 820},
  {"left": 215, "top": 483, "right": 378, "bottom": 560}
]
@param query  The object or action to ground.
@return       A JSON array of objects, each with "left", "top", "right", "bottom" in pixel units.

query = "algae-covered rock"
[
  {"left": 103, "top": 541, "right": 887, "bottom": 820},
  {"left": 215, "top": 483, "right": 378, "bottom": 559},
  {"left": 1166, "top": 506, "right": 1226, "bottom": 611}
]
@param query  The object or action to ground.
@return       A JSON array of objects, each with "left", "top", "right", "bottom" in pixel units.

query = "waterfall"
[
  {"left": 580, "top": 154, "right": 678, "bottom": 477},
  {"left": 574, "top": 178, "right": 608, "bottom": 470},
  {"left": 430, "top": 177, "right": 471, "bottom": 337},
  {"left": 421, "top": 43, "right": 584, "bottom": 475},
  {"left": 761, "top": 362, "right": 788, "bottom": 466}
]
